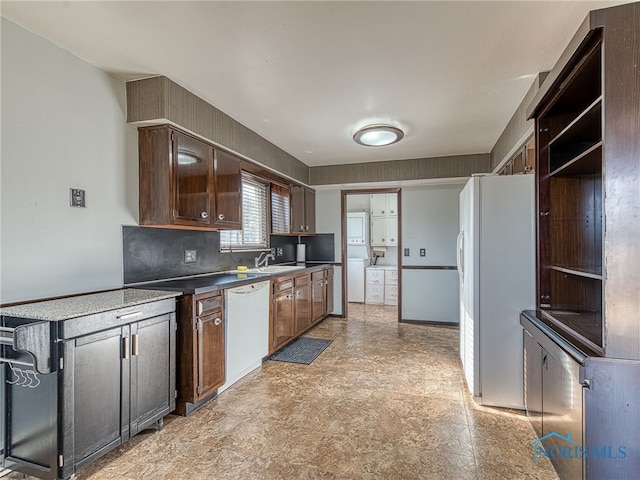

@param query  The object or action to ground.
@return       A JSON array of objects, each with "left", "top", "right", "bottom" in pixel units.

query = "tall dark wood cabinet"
[{"left": 522, "top": 3, "right": 640, "bottom": 479}]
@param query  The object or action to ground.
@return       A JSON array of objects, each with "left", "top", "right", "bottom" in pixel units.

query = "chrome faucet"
[{"left": 254, "top": 252, "right": 275, "bottom": 268}]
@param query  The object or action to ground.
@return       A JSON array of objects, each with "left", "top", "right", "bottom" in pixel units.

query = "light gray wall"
[
  {"left": 401, "top": 183, "right": 464, "bottom": 323},
  {"left": 0, "top": 19, "right": 138, "bottom": 303},
  {"left": 489, "top": 72, "right": 548, "bottom": 171}
]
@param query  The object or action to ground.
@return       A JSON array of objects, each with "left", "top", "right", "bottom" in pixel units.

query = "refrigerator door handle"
[{"left": 456, "top": 231, "right": 464, "bottom": 281}]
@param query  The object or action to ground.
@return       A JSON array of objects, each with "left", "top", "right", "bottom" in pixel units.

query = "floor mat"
[{"left": 270, "top": 337, "right": 333, "bottom": 365}]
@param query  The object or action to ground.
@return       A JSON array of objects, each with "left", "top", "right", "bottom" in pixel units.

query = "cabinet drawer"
[
  {"left": 384, "top": 269, "right": 398, "bottom": 285},
  {"left": 274, "top": 278, "right": 294, "bottom": 293},
  {"left": 366, "top": 268, "right": 384, "bottom": 284},
  {"left": 60, "top": 298, "right": 176, "bottom": 340},
  {"left": 294, "top": 274, "right": 310, "bottom": 286},
  {"left": 367, "top": 284, "right": 384, "bottom": 295},
  {"left": 385, "top": 285, "right": 398, "bottom": 297},
  {"left": 195, "top": 293, "right": 222, "bottom": 317},
  {"left": 366, "top": 286, "right": 384, "bottom": 304},
  {"left": 311, "top": 270, "right": 325, "bottom": 281},
  {"left": 384, "top": 297, "right": 398, "bottom": 306}
]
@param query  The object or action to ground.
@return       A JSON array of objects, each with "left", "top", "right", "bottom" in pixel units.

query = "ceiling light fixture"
[{"left": 353, "top": 124, "right": 404, "bottom": 147}]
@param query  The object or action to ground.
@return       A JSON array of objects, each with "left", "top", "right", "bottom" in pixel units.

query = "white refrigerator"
[{"left": 457, "top": 174, "right": 535, "bottom": 409}]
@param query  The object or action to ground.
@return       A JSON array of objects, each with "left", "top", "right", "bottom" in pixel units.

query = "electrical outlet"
[
  {"left": 184, "top": 250, "right": 197, "bottom": 263},
  {"left": 404, "top": 248, "right": 410, "bottom": 257},
  {"left": 70, "top": 188, "right": 86, "bottom": 208},
  {"left": 420, "top": 248, "right": 426, "bottom": 257},
  {"left": 277, "top": 248, "right": 283, "bottom": 256},
  {"left": 270, "top": 247, "right": 276, "bottom": 256}
]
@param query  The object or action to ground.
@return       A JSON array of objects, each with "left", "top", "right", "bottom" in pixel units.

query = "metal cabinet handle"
[
  {"left": 132, "top": 334, "right": 139, "bottom": 356},
  {"left": 305, "top": 226, "right": 309, "bottom": 231},
  {"left": 123, "top": 336, "right": 130, "bottom": 360},
  {"left": 214, "top": 317, "right": 222, "bottom": 326},
  {"left": 117, "top": 311, "right": 141, "bottom": 321},
  {"left": 201, "top": 211, "right": 209, "bottom": 219},
  {"left": 381, "top": 238, "right": 385, "bottom": 242},
  {"left": 299, "top": 226, "right": 305, "bottom": 231},
  {"left": 218, "top": 213, "right": 225, "bottom": 220}
]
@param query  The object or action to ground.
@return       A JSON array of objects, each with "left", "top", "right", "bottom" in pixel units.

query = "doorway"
[{"left": 341, "top": 188, "right": 402, "bottom": 322}]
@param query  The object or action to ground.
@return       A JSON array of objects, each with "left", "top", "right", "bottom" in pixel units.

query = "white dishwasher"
[{"left": 220, "top": 280, "right": 270, "bottom": 392}]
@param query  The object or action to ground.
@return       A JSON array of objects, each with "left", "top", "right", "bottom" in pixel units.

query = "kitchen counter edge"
[{"left": 130, "top": 263, "right": 334, "bottom": 295}]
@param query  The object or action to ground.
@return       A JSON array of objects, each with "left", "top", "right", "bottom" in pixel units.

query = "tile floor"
[{"left": 7, "top": 303, "right": 559, "bottom": 480}]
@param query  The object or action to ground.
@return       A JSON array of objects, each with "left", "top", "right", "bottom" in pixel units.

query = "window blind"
[
  {"left": 271, "top": 184, "right": 290, "bottom": 234},
  {"left": 220, "top": 173, "right": 268, "bottom": 250}
]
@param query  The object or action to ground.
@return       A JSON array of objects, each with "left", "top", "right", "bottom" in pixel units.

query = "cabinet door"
[
  {"left": 542, "top": 348, "right": 583, "bottom": 480},
  {"left": 325, "top": 268, "right": 334, "bottom": 315},
  {"left": 371, "top": 218, "right": 387, "bottom": 246},
  {"left": 213, "top": 149, "right": 242, "bottom": 229},
  {"left": 290, "top": 186, "right": 315, "bottom": 233},
  {"left": 311, "top": 278, "right": 326, "bottom": 323},
  {"left": 523, "top": 331, "right": 543, "bottom": 438},
  {"left": 291, "top": 186, "right": 305, "bottom": 233},
  {"left": 387, "top": 194, "right": 398, "bottom": 217},
  {"left": 195, "top": 313, "right": 225, "bottom": 400},
  {"left": 273, "top": 290, "right": 294, "bottom": 351},
  {"left": 129, "top": 313, "right": 175, "bottom": 436},
  {"left": 172, "top": 131, "right": 213, "bottom": 226},
  {"left": 387, "top": 217, "right": 398, "bottom": 246},
  {"left": 370, "top": 194, "right": 387, "bottom": 217},
  {"left": 294, "top": 284, "right": 311, "bottom": 334},
  {"left": 68, "top": 327, "right": 127, "bottom": 467},
  {"left": 304, "top": 187, "right": 316, "bottom": 233}
]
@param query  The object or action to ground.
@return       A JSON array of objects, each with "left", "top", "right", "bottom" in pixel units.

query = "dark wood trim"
[
  {"left": 401, "top": 265, "right": 457, "bottom": 270},
  {"left": 400, "top": 319, "right": 459, "bottom": 327},
  {"left": 340, "top": 188, "right": 402, "bottom": 322}
]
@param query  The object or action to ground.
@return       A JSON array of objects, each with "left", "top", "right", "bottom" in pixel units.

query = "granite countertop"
[{"left": 0, "top": 288, "right": 180, "bottom": 321}]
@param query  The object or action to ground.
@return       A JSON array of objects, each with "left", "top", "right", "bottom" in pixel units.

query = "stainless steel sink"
[{"left": 250, "top": 265, "right": 306, "bottom": 274}]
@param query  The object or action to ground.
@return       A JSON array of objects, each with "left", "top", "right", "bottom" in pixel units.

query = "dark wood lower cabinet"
[
  {"left": 176, "top": 291, "right": 225, "bottom": 416},
  {"left": 270, "top": 266, "right": 333, "bottom": 354},
  {"left": 294, "top": 276, "right": 311, "bottom": 335},
  {"left": 272, "top": 278, "right": 295, "bottom": 353}
]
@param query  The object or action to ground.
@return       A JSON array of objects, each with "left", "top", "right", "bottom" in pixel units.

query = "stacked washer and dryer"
[{"left": 346, "top": 212, "right": 370, "bottom": 302}]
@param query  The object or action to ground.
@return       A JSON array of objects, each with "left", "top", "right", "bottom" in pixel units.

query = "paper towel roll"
[{"left": 296, "top": 244, "right": 306, "bottom": 263}]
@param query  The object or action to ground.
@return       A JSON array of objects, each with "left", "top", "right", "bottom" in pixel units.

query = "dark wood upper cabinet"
[
  {"left": 138, "top": 125, "right": 241, "bottom": 230},
  {"left": 291, "top": 185, "right": 316, "bottom": 234},
  {"left": 173, "top": 130, "right": 213, "bottom": 226},
  {"left": 213, "top": 149, "right": 242, "bottom": 228}
]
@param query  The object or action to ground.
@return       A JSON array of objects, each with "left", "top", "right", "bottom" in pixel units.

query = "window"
[
  {"left": 271, "top": 183, "right": 290, "bottom": 234},
  {"left": 220, "top": 173, "right": 268, "bottom": 251}
]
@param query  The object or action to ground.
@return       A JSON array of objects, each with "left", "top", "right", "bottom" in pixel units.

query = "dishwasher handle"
[{"left": 227, "top": 281, "right": 270, "bottom": 298}]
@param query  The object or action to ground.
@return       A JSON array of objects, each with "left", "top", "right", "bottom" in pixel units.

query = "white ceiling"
[{"left": 1, "top": 1, "right": 630, "bottom": 167}]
